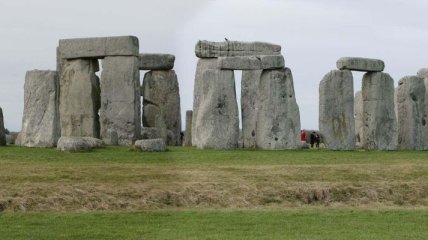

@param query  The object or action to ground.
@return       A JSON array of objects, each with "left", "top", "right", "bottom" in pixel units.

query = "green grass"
[{"left": 1, "top": 209, "right": 427, "bottom": 240}]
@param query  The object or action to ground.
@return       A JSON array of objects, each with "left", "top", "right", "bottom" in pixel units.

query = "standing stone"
[
  {"left": 194, "top": 69, "right": 239, "bottom": 149},
  {"left": 354, "top": 91, "right": 363, "bottom": 148},
  {"left": 417, "top": 68, "right": 428, "bottom": 79},
  {"left": 319, "top": 70, "right": 355, "bottom": 150},
  {"left": 397, "top": 76, "right": 426, "bottom": 150},
  {"left": 361, "top": 72, "right": 398, "bottom": 150},
  {"left": 241, "top": 70, "right": 262, "bottom": 148},
  {"left": 192, "top": 58, "right": 219, "bottom": 146},
  {"left": 16, "top": 70, "right": 60, "bottom": 147},
  {"left": 0, "top": 107, "right": 6, "bottom": 146},
  {"left": 100, "top": 56, "right": 141, "bottom": 145},
  {"left": 142, "top": 70, "right": 181, "bottom": 146},
  {"left": 418, "top": 69, "right": 428, "bottom": 149},
  {"left": 59, "top": 59, "right": 100, "bottom": 138},
  {"left": 183, "top": 110, "right": 193, "bottom": 147},
  {"left": 256, "top": 68, "right": 301, "bottom": 150}
]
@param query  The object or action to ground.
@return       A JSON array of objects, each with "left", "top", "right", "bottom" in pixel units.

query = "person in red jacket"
[{"left": 300, "top": 130, "right": 306, "bottom": 142}]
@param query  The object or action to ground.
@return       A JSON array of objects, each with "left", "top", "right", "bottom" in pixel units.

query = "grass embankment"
[{"left": 0, "top": 146, "right": 427, "bottom": 211}]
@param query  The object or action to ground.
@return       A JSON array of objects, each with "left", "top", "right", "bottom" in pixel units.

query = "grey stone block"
[
  {"left": 241, "top": 70, "right": 262, "bottom": 148},
  {"left": 0, "top": 107, "right": 6, "bottom": 146},
  {"left": 195, "top": 40, "right": 281, "bottom": 58},
  {"left": 183, "top": 110, "right": 193, "bottom": 147},
  {"left": 135, "top": 138, "right": 166, "bottom": 152},
  {"left": 57, "top": 136, "right": 103, "bottom": 152},
  {"left": 139, "top": 53, "right": 175, "bottom": 70},
  {"left": 59, "top": 36, "right": 139, "bottom": 59},
  {"left": 417, "top": 68, "right": 428, "bottom": 78},
  {"left": 336, "top": 57, "right": 385, "bottom": 72},
  {"left": 217, "top": 55, "right": 284, "bottom": 70}
]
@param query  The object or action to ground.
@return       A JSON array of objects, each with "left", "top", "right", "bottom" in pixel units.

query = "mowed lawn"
[{"left": 0, "top": 146, "right": 427, "bottom": 239}]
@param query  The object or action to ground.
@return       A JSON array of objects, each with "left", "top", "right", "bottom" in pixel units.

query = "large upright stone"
[
  {"left": 336, "top": 57, "right": 385, "bottom": 72},
  {"left": 256, "top": 68, "right": 301, "bottom": 150},
  {"left": 241, "top": 70, "right": 262, "bottom": 148},
  {"left": 361, "top": 72, "right": 398, "bottom": 150},
  {"left": 59, "top": 59, "right": 100, "bottom": 138},
  {"left": 142, "top": 70, "right": 181, "bottom": 146},
  {"left": 418, "top": 68, "right": 428, "bottom": 149},
  {"left": 218, "top": 55, "right": 285, "bottom": 70},
  {"left": 183, "top": 110, "right": 193, "bottom": 147},
  {"left": 354, "top": 91, "right": 363, "bottom": 148},
  {"left": 397, "top": 76, "right": 426, "bottom": 150},
  {"left": 417, "top": 68, "right": 428, "bottom": 78},
  {"left": 192, "top": 58, "right": 220, "bottom": 146},
  {"left": 0, "top": 107, "right": 6, "bottom": 146},
  {"left": 193, "top": 69, "right": 239, "bottom": 149},
  {"left": 195, "top": 40, "right": 281, "bottom": 58},
  {"left": 319, "top": 70, "right": 355, "bottom": 150},
  {"left": 139, "top": 53, "right": 175, "bottom": 70},
  {"left": 100, "top": 56, "right": 141, "bottom": 145},
  {"left": 16, "top": 70, "right": 60, "bottom": 147},
  {"left": 58, "top": 36, "right": 139, "bottom": 59}
]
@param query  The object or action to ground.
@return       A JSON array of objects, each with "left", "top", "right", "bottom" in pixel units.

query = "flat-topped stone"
[
  {"left": 417, "top": 68, "right": 428, "bottom": 78},
  {"left": 195, "top": 40, "right": 281, "bottom": 58},
  {"left": 218, "top": 55, "right": 284, "bottom": 70},
  {"left": 59, "top": 36, "right": 139, "bottom": 59},
  {"left": 336, "top": 57, "right": 385, "bottom": 72},
  {"left": 57, "top": 136, "right": 103, "bottom": 152},
  {"left": 135, "top": 138, "right": 166, "bottom": 152},
  {"left": 139, "top": 53, "right": 175, "bottom": 70}
]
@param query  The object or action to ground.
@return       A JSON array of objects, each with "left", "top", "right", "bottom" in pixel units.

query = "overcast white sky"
[{"left": 1, "top": 0, "right": 427, "bottom": 131}]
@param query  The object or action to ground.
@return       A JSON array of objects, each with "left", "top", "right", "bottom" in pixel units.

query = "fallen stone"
[
  {"left": 0, "top": 107, "right": 6, "bottom": 146},
  {"left": 57, "top": 136, "right": 103, "bottom": 152},
  {"left": 134, "top": 138, "right": 166, "bottom": 152},
  {"left": 58, "top": 36, "right": 139, "bottom": 59},
  {"left": 417, "top": 68, "right": 428, "bottom": 78},
  {"left": 141, "top": 127, "right": 160, "bottom": 139},
  {"left": 256, "top": 68, "right": 301, "bottom": 150},
  {"left": 59, "top": 59, "right": 100, "bottom": 138},
  {"left": 397, "top": 76, "right": 426, "bottom": 150},
  {"left": 361, "top": 72, "right": 398, "bottom": 150},
  {"left": 142, "top": 70, "right": 181, "bottom": 146},
  {"left": 195, "top": 40, "right": 281, "bottom": 58},
  {"left": 193, "top": 69, "right": 239, "bottom": 149},
  {"left": 192, "top": 58, "right": 220, "bottom": 146},
  {"left": 139, "top": 53, "right": 175, "bottom": 70},
  {"left": 319, "top": 70, "right": 355, "bottom": 150},
  {"left": 16, "top": 70, "right": 60, "bottom": 148},
  {"left": 336, "top": 57, "right": 385, "bottom": 72},
  {"left": 241, "top": 70, "right": 262, "bottom": 148},
  {"left": 354, "top": 91, "right": 363, "bottom": 148},
  {"left": 217, "top": 55, "right": 284, "bottom": 70},
  {"left": 183, "top": 110, "right": 193, "bottom": 147},
  {"left": 100, "top": 56, "right": 141, "bottom": 145}
]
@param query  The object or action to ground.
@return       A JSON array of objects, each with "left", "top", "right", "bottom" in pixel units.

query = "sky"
[{"left": 1, "top": 0, "right": 427, "bottom": 132}]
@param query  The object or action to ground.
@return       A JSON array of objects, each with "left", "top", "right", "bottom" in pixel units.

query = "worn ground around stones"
[{"left": 0, "top": 146, "right": 427, "bottom": 239}]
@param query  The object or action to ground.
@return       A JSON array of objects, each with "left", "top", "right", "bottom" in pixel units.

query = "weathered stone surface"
[
  {"left": 417, "top": 68, "right": 428, "bottom": 78},
  {"left": 59, "top": 59, "right": 100, "bottom": 138},
  {"left": 217, "top": 55, "right": 284, "bottom": 70},
  {"left": 354, "top": 91, "right": 363, "bottom": 148},
  {"left": 336, "top": 57, "right": 385, "bottom": 72},
  {"left": 424, "top": 78, "right": 428, "bottom": 149},
  {"left": 195, "top": 40, "right": 281, "bottom": 58},
  {"left": 141, "top": 127, "right": 160, "bottom": 139},
  {"left": 57, "top": 136, "right": 102, "bottom": 152},
  {"left": 397, "top": 76, "right": 426, "bottom": 150},
  {"left": 100, "top": 56, "right": 141, "bottom": 145},
  {"left": 139, "top": 53, "right": 175, "bottom": 70},
  {"left": 192, "top": 58, "right": 220, "bottom": 146},
  {"left": 58, "top": 36, "right": 139, "bottom": 59},
  {"left": 135, "top": 138, "right": 166, "bottom": 152},
  {"left": 183, "top": 110, "right": 193, "bottom": 146},
  {"left": 319, "top": 70, "right": 355, "bottom": 150},
  {"left": 16, "top": 70, "right": 60, "bottom": 147},
  {"left": 102, "top": 129, "right": 118, "bottom": 145},
  {"left": 361, "top": 72, "right": 398, "bottom": 150},
  {"left": 241, "top": 70, "right": 262, "bottom": 148},
  {"left": 0, "top": 107, "right": 6, "bottom": 146},
  {"left": 142, "top": 70, "right": 181, "bottom": 146},
  {"left": 193, "top": 70, "right": 239, "bottom": 149},
  {"left": 256, "top": 68, "right": 301, "bottom": 149}
]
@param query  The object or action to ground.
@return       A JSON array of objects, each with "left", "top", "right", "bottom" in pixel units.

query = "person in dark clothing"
[
  {"left": 310, "top": 131, "right": 316, "bottom": 148},
  {"left": 315, "top": 133, "right": 320, "bottom": 148}
]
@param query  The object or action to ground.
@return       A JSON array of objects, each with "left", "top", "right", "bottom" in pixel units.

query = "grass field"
[{"left": 0, "top": 146, "right": 427, "bottom": 239}]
